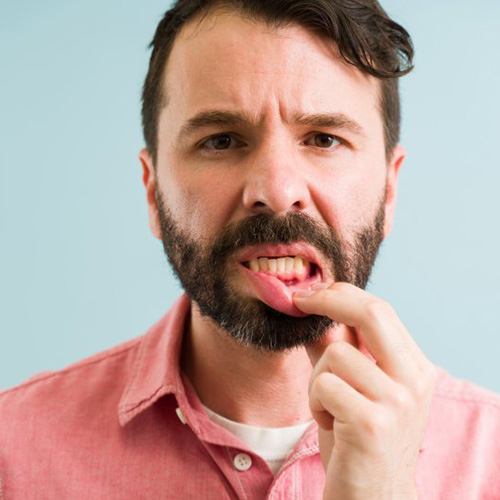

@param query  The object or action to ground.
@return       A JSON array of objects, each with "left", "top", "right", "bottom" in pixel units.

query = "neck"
[{"left": 180, "top": 302, "right": 315, "bottom": 428}]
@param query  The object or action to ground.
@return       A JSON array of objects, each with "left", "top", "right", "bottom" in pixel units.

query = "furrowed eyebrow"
[
  {"left": 293, "top": 112, "right": 365, "bottom": 136},
  {"left": 177, "top": 111, "right": 251, "bottom": 143},
  {"left": 176, "top": 109, "right": 365, "bottom": 143}
]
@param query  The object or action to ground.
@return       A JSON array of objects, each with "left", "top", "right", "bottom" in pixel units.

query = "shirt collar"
[
  {"left": 118, "top": 294, "right": 191, "bottom": 426},
  {"left": 116, "top": 293, "right": 317, "bottom": 449},
  {"left": 117, "top": 292, "right": 433, "bottom": 455}
]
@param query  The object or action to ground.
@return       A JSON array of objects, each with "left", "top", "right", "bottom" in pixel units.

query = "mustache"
[{"left": 209, "top": 212, "right": 345, "bottom": 265}]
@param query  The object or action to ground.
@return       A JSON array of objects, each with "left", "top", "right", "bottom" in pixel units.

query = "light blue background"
[{"left": 1, "top": 1, "right": 499, "bottom": 392}]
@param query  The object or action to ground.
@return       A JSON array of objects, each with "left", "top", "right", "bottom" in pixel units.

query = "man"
[{"left": 1, "top": 1, "right": 499, "bottom": 498}]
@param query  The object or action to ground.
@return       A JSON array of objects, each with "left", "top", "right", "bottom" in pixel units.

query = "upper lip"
[{"left": 237, "top": 242, "right": 329, "bottom": 279}]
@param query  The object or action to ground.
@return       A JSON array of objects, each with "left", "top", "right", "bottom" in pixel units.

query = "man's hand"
[{"left": 293, "top": 282, "right": 437, "bottom": 500}]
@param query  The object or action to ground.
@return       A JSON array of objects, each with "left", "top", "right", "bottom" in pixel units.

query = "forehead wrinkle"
[
  {"left": 176, "top": 106, "right": 367, "bottom": 145},
  {"left": 164, "top": 10, "right": 382, "bottom": 150}
]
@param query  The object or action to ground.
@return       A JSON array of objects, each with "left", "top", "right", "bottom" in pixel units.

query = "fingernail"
[
  {"left": 293, "top": 290, "right": 315, "bottom": 299},
  {"left": 311, "top": 282, "right": 329, "bottom": 290}
]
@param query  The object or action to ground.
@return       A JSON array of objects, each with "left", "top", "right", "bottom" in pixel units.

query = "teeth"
[
  {"left": 294, "top": 256, "right": 304, "bottom": 273},
  {"left": 247, "top": 256, "right": 310, "bottom": 277},
  {"left": 285, "top": 257, "right": 294, "bottom": 273},
  {"left": 276, "top": 258, "right": 286, "bottom": 274},
  {"left": 268, "top": 258, "right": 277, "bottom": 273},
  {"left": 257, "top": 257, "right": 269, "bottom": 272}
]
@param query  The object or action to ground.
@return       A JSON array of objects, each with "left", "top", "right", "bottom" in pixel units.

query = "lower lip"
[{"left": 239, "top": 264, "right": 323, "bottom": 317}]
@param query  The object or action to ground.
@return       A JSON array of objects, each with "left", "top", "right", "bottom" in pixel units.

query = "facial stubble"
[{"left": 155, "top": 188, "right": 386, "bottom": 353}]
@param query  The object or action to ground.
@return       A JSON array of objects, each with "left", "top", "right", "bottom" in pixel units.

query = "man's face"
[{"left": 141, "top": 10, "right": 403, "bottom": 352}]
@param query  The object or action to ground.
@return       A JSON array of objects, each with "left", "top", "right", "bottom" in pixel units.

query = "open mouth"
[
  {"left": 241, "top": 255, "right": 322, "bottom": 286},
  {"left": 237, "top": 248, "right": 327, "bottom": 317}
]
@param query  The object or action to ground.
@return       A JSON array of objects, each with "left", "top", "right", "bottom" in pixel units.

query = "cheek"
[
  {"left": 164, "top": 168, "right": 239, "bottom": 241},
  {"left": 314, "top": 160, "right": 387, "bottom": 236},
  {"left": 349, "top": 175, "right": 386, "bottom": 225}
]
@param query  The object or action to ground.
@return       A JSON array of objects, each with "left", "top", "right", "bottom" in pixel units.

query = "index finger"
[{"left": 294, "top": 283, "right": 422, "bottom": 383}]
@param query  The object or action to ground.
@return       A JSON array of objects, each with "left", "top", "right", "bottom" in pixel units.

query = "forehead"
[{"left": 162, "top": 9, "right": 382, "bottom": 137}]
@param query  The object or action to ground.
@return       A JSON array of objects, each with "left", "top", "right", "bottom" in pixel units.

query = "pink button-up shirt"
[{"left": 1, "top": 294, "right": 500, "bottom": 499}]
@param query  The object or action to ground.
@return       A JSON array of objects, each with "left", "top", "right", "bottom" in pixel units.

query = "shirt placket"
[
  {"left": 266, "top": 443, "right": 320, "bottom": 499},
  {"left": 175, "top": 398, "right": 274, "bottom": 499}
]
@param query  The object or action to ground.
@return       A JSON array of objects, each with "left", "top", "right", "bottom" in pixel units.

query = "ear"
[
  {"left": 139, "top": 148, "right": 162, "bottom": 240},
  {"left": 383, "top": 144, "right": 406, "bottom": 238}
]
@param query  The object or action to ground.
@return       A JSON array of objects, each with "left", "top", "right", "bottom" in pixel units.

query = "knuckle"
[
  {"left": 389, "top": 386, "right": 413, "bottom": 410},
  {"left": 311, "top": 371, "right": 335, "bottom": 398},
  {"left": 331, "top": 282, "right": 351, "bottom": 292},
  {"left": 364, "top": 299, "right": 393, "bottom": 321},
  {"left": 325, "top": 340, "right": 350, "bottom": 359},
  {"left": 360, "top": 409, "right": 390, "bottom": 439}
]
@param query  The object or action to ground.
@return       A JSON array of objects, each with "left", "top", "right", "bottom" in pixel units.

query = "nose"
[{"left": 241, "top": 140, "right": 311, "bottom": 216}]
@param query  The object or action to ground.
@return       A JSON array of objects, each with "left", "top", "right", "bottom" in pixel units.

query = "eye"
[
  {"left": 306, "top": 133, "right": 341, "bottom": 149},
  {"left": 200, "top": 134, "right": 239, "bottom": 151}
]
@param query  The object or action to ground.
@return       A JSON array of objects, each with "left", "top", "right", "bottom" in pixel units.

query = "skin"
[
  {"left": 294, "top": 284, "right": 436, "bottom": 499},
  {"left": 139, "top": 9, "right": 436, "bottom": 499}
]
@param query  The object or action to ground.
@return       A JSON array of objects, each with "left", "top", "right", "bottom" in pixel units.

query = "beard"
[{"left": 156, "top": 188, "right": 386, "bottom": 353}]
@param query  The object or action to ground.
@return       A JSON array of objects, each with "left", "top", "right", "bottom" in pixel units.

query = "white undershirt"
[{"left": 201, "top": 403, "right": 314, "bottom": 474}]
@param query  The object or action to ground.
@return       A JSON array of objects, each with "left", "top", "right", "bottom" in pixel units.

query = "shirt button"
[{"left": 233, "top": 452, "right": 252, "bottom": 471}]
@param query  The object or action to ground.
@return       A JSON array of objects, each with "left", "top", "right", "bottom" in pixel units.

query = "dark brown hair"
[{"left": 141, "top": 0, "right": 414, "bottom": 165}]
